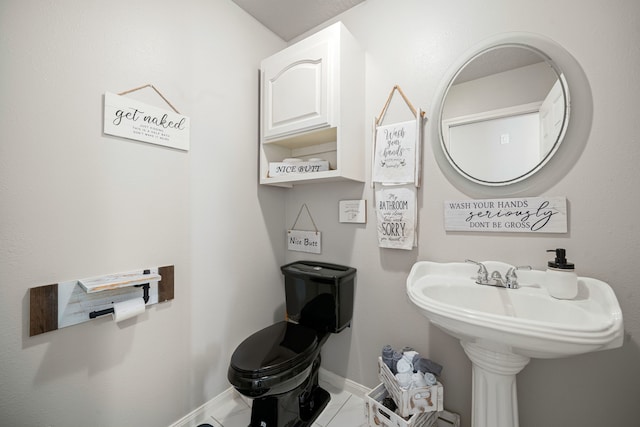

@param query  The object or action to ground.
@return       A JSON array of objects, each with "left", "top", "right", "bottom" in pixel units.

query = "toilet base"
[
  {"left": 300, "top": 386, "right": 330, "bottom": 425},
  {"left": 249, "top": 385, "right": 329, "bottom": 427},
  {"left": 248, "top": 356, "right": 329, "bottom": 427}
]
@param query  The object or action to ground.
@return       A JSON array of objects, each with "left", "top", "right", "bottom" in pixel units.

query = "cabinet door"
[{"left": 262, "top": 39, "right": 332, "bottom": 139}]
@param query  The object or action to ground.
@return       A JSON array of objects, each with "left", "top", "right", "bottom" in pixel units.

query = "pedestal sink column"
[{"left": 461, "top": 342, "right": 531, "bottom": 427}]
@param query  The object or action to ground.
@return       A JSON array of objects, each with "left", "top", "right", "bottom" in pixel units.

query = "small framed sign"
[
  {"left": 339, "top": 200, "right": 367, "bottom": 223},
  {"left": 444, "top": 196, "right": 567, "bottom": 233}
]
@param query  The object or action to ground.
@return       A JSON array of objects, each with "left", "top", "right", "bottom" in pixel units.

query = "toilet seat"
[{"left": 228, "top": 321, "right": 319, "bottom": 395}]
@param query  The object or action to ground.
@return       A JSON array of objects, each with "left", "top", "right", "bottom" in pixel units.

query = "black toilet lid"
[{"left": 230, "top": 321, "right": 318, "bottom": 377}]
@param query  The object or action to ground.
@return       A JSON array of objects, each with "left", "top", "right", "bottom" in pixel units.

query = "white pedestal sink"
[{"left": 406, "top": 261, "right": 623, "bottom": 427}]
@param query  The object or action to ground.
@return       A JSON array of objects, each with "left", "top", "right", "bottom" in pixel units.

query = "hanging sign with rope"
[
  {"left": 103, "top": 85, "right": 190, "bottom": 151},
  {"left": 287, "top": 204, "right": 322, "bottom": 254}
]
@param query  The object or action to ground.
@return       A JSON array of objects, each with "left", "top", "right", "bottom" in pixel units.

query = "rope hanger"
[
  {"left": 289, "top": 203, "right": 319, "bottom": 234},
  {"left": 118, "top": 84, "right": 181, "bottom": 114},
  {"left": 376, "top": 85, "right": 425, "bottom": 126}
]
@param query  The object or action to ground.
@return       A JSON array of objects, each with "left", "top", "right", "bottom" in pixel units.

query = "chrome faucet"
[
  {"left": 466, "top": 259, "right": 489, "bottom": 283},
  {"left": 465, "top": 260, "right": 531, "bottom": 289}
]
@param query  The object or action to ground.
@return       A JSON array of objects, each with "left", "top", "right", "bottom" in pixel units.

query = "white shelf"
[
  {"left": 79, "top": 271, "right": 161, "bottom": 293},
  {"left": 262, "top": 127, "right": 336, "bottom": 150}
]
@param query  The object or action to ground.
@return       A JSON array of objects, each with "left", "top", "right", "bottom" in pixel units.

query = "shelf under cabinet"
[
  {"left": 263, "top": 127, "right": 337, "bottom": 150},
  {"left": 260, "top": 169, "right": 359, "bottom": 187}
]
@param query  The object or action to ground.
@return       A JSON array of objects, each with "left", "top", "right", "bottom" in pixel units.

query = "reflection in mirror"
[{"left": 440, "top": 45, "right": 568, "bottom": 185}]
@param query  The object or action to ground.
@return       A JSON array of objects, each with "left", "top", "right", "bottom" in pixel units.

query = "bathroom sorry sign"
[
  {"left": 103, "top": 92, "right": 190, "bottom": 151},
  {"left": 444, "top": 196, "right": 567, "bottom": 233},
  {"left": 376, "top": 184, "right": 417, "bottom": 249}
]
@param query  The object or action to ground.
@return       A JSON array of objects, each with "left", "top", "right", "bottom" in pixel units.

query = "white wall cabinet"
[{"left": 259, "top": 22, "right": 365, "bottom": 186}]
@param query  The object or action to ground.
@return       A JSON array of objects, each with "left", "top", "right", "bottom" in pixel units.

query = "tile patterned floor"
[{"left": 188, "top": 378, "right": 368, "bottom": 427}]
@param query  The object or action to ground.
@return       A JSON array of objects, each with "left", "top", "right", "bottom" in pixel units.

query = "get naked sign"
[
  {"left": 103, "top": 92, "right": 190, "bottom": 151},
  {"left": 444, "top": 196, "right": 567, "bottom": 233}
]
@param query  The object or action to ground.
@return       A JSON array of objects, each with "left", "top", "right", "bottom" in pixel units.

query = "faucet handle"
[
  {"left": 505, "top": 265, "right": 532, "bottom": 289},
  {"left": 506, "top": 265, "right": 532, "bottom": 276},
  {"left": 465, "top": 259, "right": 489, "bottom": 283}
]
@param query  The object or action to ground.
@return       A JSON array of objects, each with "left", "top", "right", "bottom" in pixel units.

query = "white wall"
[
  {"left": 0, "top": 1, "right": 285, "bottom": 426},
  {"left": 285, "top": 1, "right": 640, "bottom": 426},
  {"left": 2, "top": 1, "right": 639, "bottom": 427}
]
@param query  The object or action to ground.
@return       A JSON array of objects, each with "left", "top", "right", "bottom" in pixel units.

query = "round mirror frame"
[{"left": 431, "top": 32, "right": 592, "bottom": 197}]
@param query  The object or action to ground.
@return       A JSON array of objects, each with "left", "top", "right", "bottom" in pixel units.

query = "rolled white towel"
[
  {"left": 396, "top": 358, "right": 413, "bottom": 374},
  {"left": 403, "top": 350, "right": 419, "bottom": 363},
  {"left": 396, "top": 372, "right": 412, "bottom": 390},
  {"left": 424, "top": 372, "right": 437, "bottom": 386},
  {"left": 411, "top": 372, "right": 428, "bottom": 388}
]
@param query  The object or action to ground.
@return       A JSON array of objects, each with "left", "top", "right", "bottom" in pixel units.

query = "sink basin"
[
  {"left": 407, "top": 260, "right": 623, "bottom": 359},
  {"left": 406, "top": 260, "right": 624, "bottom": 427}
]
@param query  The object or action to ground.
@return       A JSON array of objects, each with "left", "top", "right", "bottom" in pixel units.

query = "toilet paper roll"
[{"left": 112, "top": 298, "right": 146, "bottom": 322}]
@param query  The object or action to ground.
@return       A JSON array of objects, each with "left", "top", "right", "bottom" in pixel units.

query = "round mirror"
[
  {"left": 440, "top": 44, "right": 568, "bottom": 186},
  {"left": 432, "top": 33, "right": 592, "bottom": 195}
]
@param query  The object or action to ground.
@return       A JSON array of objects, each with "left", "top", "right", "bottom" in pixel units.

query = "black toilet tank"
[{"left": 281, "top": 261, "right": 356, "bottom": 334}]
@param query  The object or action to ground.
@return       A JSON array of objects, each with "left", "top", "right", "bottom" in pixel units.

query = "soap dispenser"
[{"left": 546, "top": 248, "right": 578, "bottom": 299}]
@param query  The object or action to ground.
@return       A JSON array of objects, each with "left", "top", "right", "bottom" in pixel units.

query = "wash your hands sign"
[{"left": 444, "top": 196, "right": 567, "bottom": 233}]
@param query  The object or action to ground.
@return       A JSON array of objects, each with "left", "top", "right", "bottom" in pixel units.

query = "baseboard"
[
  {"left": 168, "top": 369, "right": 370, "bottom": 427},
  {"left": 319, "top": 367, "right": 371, "bottom": 397},
  {"left": 167, "top": 387, "right": 238, "bottom": 427},
  {"left": 168, "top": 370, "right": 459, "bottom": 427}
]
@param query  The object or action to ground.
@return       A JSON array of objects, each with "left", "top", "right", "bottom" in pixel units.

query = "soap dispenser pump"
[{"left": 545, "top": 248, "right": 578, "bottom": 299}]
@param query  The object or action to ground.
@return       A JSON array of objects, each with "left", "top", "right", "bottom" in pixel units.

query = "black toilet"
[{"left": 228, "top": 261, "right": 356, "bottom": 427}]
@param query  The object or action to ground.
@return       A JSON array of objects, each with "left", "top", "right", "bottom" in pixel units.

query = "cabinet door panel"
[{"left": 263, "top": 41, "right": 331, "bottom": 139}]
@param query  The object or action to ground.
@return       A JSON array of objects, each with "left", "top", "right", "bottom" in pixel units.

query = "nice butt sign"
[
  {"left": 103, "top": 92, "right": 190, "bottom": 151},
  {"left": 444, "top": 196, "right": 567, "bottom": 233}
]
